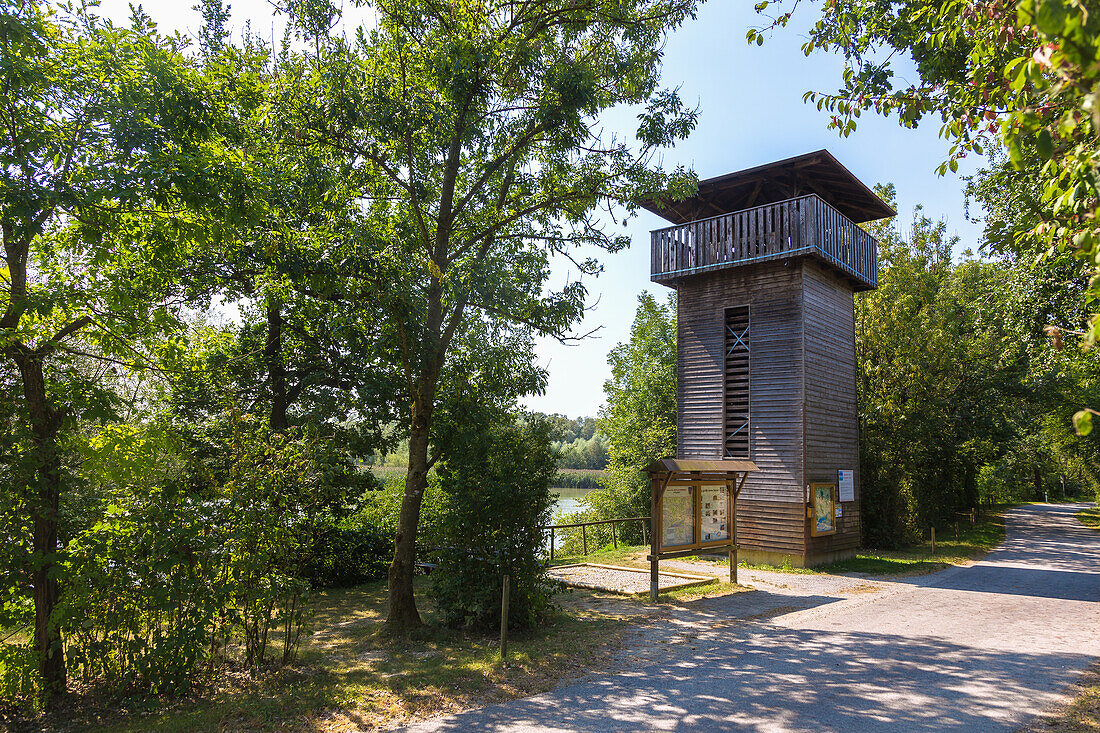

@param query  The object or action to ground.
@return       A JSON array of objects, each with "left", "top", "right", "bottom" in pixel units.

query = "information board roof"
[{"left": 646, "top": 458, "right": 759, "bottom": 475}]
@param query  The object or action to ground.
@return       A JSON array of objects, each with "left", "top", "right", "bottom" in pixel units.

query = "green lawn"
[
  {"left": 1077, "top": 505, "right": 1100, "bottom": 532},
  {"left": 820, "top": 506, "right": 1008, "bottom": 575},
  {"left": 552, "top": 506, "right": 1009, "bottom": 578}
]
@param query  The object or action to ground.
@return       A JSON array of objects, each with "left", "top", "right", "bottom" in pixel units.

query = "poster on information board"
[
  {"left": 661, "top": 486, "right": 695, "bottom": 548},
  {"left": 699, "top": 484, "right": 730, "bottom": 544}
]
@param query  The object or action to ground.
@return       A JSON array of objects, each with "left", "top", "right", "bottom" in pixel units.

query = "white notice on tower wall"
[{"left": 838, "top": 470, "right": 855, "bottom": 502}]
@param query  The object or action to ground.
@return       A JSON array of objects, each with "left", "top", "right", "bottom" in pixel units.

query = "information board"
[
  {"left": 838, "top": 470, "right": 855, "bottom": 502},
  {"left": 809, "top": 482, "right": 837, "bottom": 536},
  {"left": 699, "top": 484, "right": 730, "bottom": 543},
  {"left": 661, "top": 486, "right": 695, "bottom": 548}
]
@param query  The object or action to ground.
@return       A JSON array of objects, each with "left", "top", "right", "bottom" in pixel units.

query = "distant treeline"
[
  {"left": 551, "top": 469, "right": 606, "bottom": 490},
  {"left": 370, "top": 414, "right": 610, "bottom": 471},
  {"left": 534, "top": 413, "right": 609, "bottom": 470},
  {"left": 372, "top": 465, "right": 606, "bottom": 490}
]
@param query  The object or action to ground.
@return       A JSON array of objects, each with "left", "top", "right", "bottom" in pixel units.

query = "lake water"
[{"left": 552, "top": 487, "right": 595, "bottom": 520}]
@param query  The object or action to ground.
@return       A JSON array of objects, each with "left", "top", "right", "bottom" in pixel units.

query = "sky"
[{"left": 97, "top": 0, "right": 986, "bottom": 420}]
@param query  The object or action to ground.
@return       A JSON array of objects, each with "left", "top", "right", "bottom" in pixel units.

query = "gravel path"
[
  {"left": 546, "top": 564, "right": 711, "bottom": 594},
  {"left": 401, "top": 503, "right": 1100, "bottom": 732}
]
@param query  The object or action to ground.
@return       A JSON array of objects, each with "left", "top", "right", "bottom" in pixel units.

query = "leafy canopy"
[{"left": 752, "top": 0, "right": 1100, "bottom": 418}]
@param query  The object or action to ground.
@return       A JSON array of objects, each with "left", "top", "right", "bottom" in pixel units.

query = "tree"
[
  {"left": 857, "top": 194, "right": 1019, "bottom": 540},
  {"left": 856, "top": 185, "right": 1100, "bottom": 541},
  {"left": 592, "top": 292, "right": 677, "bottom": 535},
  {"left": 0, "top": 3, "right": 226, "bottom": 701},
  {"left": 753, "top": 0, "right": 1100, "bottom": 414},
  {"left": 279, "top": 0, "right": 701, "bottom": 631}
]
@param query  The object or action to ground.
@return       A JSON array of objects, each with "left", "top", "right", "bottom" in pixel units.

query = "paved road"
[{"left": 404, "top": 504, "right": 1100, "bottom": 732}]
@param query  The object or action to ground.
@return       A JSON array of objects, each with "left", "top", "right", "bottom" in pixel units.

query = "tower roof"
[{"left": 642, "top": 149, "right": 896, "bottom": 225}]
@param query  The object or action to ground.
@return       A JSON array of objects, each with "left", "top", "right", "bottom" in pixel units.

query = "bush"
[
  {"left": 0, "top": 643, "right": 37, "bottom": 707},
  {"left": 58, "top": 418, "right": 325, "bottom": 693},
  {"left": 297, "top": 513, "right": 393, "bottom": 587},
  {"left": 429, "top": 414, "right": 557, "bottom": 631},
  {"left": 299, "top": 473, "right": 448, "bottom": 587}
]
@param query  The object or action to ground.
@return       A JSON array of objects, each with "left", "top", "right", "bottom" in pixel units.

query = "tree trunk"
[
  {"left": 266, "top": 299, "right": 289, "bottom": 432},
  {"left": 386, "top": 401, "right": 431, "bottom": 632},
  {"left": 385, "top": 271, "right": 449, "bottom": 634},
  {"left": 962, "top": 463, "right": 977, "bottom": 509},
  {"left": 1033, "top": 465, "right": 1043, "bottom": 501},
  {"left": 14, "top": 352, "right": 66, "bottom": 702}
]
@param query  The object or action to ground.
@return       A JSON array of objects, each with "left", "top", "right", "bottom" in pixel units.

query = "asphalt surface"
[{"left": 402, "top": 503, "right": 1100, "bottom": 732}]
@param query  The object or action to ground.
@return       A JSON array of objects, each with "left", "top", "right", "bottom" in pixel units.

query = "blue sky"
[{"left": 98, "top": 0, "right": 986, "bottom": 419}]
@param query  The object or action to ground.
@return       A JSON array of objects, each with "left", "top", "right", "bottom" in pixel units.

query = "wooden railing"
[{"left": 650, "top": 195, "right": 878, "bottom": 289}]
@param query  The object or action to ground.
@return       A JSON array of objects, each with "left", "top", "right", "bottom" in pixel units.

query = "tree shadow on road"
[{"left": 410, "top": 624, "right": 1091, "bottom": 732}]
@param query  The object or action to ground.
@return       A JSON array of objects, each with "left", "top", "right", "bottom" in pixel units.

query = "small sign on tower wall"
[{"left": 838, "top": 469, "right": 855, "bottom": 502}]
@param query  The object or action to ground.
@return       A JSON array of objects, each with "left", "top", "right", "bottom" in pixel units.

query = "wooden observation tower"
[{"left": 643, "top": 150, "right": 894, "bottom": 566}]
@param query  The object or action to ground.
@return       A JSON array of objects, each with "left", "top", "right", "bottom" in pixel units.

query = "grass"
[
  {"left": 1077, "top": 505, "right": 1100, "bottom": 532},
  {"left": 550, "top": 506, "right": 1009, "bottom": 579},
  {"left": 24, "top": 578, "right": 642, "bottom": 733},
  {"left": 1023, "top": 662, "right": 1100, "bottom": 732},
  {"left": 819, "top": 506, "right": 1008, "bottom": 576}
]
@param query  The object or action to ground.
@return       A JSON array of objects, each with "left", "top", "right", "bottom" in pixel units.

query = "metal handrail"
[{"left": 542, "top": 516, "right": 651, "bottom": 560}]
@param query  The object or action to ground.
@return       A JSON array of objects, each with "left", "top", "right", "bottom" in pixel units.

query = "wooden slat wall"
[
  {"left": 801, "top": 262, "right": 861, "bottom": 555},
  {"left": 736, "top": 499, "right": 806, "bottom": 555},
  {"left": 676, "top": 262, "right": 805, "bottom": 520}
]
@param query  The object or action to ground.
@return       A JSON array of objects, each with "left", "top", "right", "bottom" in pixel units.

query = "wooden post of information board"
[
  {"left": 650, "top": 475, "right": 660, "bottom": 600},
  {"left": 729, "top": 481, "right": 738, "bottom": 585},
  {"left": 731, "top": 471, "right": 746, "bottom": 585}
]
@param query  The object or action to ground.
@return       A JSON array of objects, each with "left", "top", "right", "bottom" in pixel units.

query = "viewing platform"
[
  {"left": 650, "top": 194, "right": 879, "bottom": 290},
  {"left": 643, "top": 150, "right": 894, "bottom": 291}
]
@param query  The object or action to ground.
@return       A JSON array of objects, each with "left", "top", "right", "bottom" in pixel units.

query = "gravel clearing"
[{"left": 546, "top": 563, "right": 713, "bottom": 594}]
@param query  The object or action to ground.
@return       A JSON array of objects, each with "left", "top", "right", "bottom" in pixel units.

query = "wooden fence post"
[
  {"left": 611, "top": 521, "right": 618, "bottom": 549},
  {"left": 581, "top": 525, "right": 588, "bottom": 556},
  {"left": 500, "top": 575, "right": 510, "bottom": 663},
  {"left": 931, "top": 527, "right": 936, "bottom": 556},
  {"left": 550, "top": 529, "right": 555, "bottom": 561}
]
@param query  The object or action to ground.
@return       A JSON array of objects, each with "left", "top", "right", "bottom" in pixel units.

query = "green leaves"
[
  {"left": 1035, "top": 129, "right": 1054, "bottom": 160},
  {"left": 764, "top": 0, "right": 1100, "bottom": 438},
  {"left": 1074, "top": 410, "right": 1094, "bottom": 436}
]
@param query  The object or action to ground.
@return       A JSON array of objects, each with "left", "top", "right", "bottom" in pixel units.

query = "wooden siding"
[
  {"left": 801, "top": 262, "right": 861, "bottom": 555},
  {"left": 652, "top": 195, "right": 877, "bottom": 290},
  {"left": 676, "top": 262, "right": 804, "bottom": 519},
  {"left": 675, "top": 260, "right": 866, "bottom": 561},
  {"left": 736, "top": 499, "right": 806, "bottom": 555}
]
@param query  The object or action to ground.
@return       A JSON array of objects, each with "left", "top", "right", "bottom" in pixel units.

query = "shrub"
[
  {"left": 0, "top": 642, "right": 37, "bottom": 707},
  {"left": 58, "top": 418, "right": 324, "bottom": 693},
  {"left": 299, "top": 474, "right": 448, "bottom": 586},
  {"left": 429, "top": 414, "right": 557, "bottom": 630},
  {"left": 297, "top": 513, "right": 393, "bottom": 587}
]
